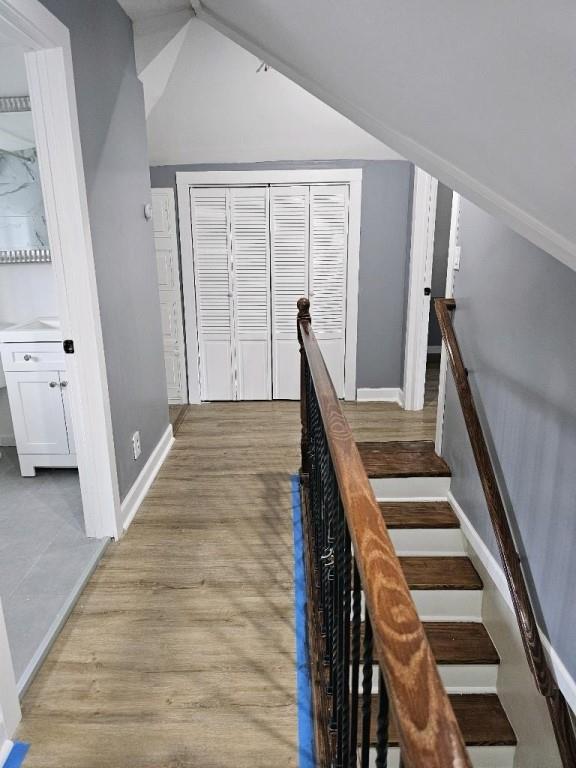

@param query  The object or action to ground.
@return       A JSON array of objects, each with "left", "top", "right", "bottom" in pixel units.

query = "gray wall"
[
  {"left": 150, "top": 160, "right": 413, "bottom": 390},
  {"left": 428, "top": 182, "right": 452, "bottom": 347},
  {"left": 442, "top": 199, "right": 576, "bottom": 681},
  {"left": 40, "top": 0, "right": 169, "bottom": 499}
]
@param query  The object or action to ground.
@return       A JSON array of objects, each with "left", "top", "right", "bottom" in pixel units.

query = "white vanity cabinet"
[{"left": 1, "top": 340, "right": 76, "bottom": 477}]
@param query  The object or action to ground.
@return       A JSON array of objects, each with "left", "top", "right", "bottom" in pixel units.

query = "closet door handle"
[
  {"left": 24, "top": 354, "right": 32, "bottom": 361},
  {"left": 49, "top": 381, "right": 58, "bottom": 388},
  {"left": 60, "top": 381, "right": 68, "bottom": 388}
]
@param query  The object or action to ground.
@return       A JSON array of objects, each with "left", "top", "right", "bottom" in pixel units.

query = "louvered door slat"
[
  {"left": 190, "top": 187, "right": 234, "bottom": 400},
  {"left": 309, "top": 184, "right": 349, "bottom": 397},
  {"left": 270, "top": 185, "right": 310, "bottom": 399},
  {"left": 230, "top": 187, "right": 271, "bottom": 399}
]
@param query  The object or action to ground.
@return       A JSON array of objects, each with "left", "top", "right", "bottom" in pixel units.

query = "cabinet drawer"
[{"left": 1, "top": 342, "right": 66, "bottom": 372}]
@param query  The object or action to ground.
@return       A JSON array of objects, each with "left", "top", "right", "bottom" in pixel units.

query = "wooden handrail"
[
  {"left": 298, "top": 297, "right": 471, "bottom": 768},
  {"left": 435, "top": 298, "right": 576, "bottom": 767}
]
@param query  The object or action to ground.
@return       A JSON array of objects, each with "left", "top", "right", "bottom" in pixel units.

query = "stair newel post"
[{"left": 298, "top": 297, "right": 312, "bottom": 484}]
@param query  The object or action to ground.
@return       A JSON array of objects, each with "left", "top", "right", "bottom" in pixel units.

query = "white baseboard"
[
  {"left": 356, "top": 387, "right": 403, "bottom": 404},
  {"left": 447, "top": 490, "right": 576, "bottom": 716},
  {"left": 428, "top": 345, "right": 442, "bottom": 355},
  {"left": 121, "top": 424, "right": 174, "bottom": 532},
  {"left": 0, "top": 740, "right": 14, "bottom": 767}
]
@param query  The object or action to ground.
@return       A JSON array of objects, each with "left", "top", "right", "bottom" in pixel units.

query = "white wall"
[
  {"left": 193, "top": 0, "right": 576, "bottom": 271},
  {"left": 146, "top": 19, "right": 402, "bottom": 165}
]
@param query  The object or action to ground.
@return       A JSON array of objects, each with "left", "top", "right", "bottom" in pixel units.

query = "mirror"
[{"left": 0, "top": 96, "right": 50, "bottom": 261}]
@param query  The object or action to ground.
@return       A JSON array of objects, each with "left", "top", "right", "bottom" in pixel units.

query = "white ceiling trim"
[{"left": 192, "top": 0, "right": 576, "bottom": 274}]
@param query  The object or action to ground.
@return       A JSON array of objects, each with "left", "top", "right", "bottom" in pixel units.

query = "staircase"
[{"left": 358, "top": 439, "right": 517, "bottom": 768}]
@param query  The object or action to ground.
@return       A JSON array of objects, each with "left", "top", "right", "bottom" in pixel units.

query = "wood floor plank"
[
  {"left": 16, "top": 398, "right": 439, "bottom": 767},
  {"left": 362, "top": 621, "right": 499, "bottom": 665},
  {"left": 357, "top": 440, "right": 451, "bottom": 477},
  {"left": 365, "top": 693, "right": 517, "bottom": 746},
  {"left": 379, "top": 501, "right": 459, "bottom": 528},
  {"left": 400, "top": 556, "right": 483, "bottom": 590}
]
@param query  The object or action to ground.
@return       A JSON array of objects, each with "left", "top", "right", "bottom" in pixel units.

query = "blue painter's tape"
[
  {"left": 3, "top": 742, "right": 29, "bottom": 768},
  {"left": 291, "top": 474, "right": 315, "bottom": 768}
]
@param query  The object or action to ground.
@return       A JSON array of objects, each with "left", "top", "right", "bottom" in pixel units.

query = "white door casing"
[
  {"left": 270, "top": 185, "right": 310, "bottom": 400},
  {"left": 177, "top": 169, "right": 361, "bottom": 404},
  {"left": 435, "top": 191, "right": 461, "bottom": 452},
  {"left": 403, "top": 168, "right": 438, "bottom": 411},
  {"left": 151, "top": 188, "right": 188, "bottom": 404}
]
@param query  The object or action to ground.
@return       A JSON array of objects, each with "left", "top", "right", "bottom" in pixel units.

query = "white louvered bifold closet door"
[
  {"left": 309, "top": 185, "right": 349, "bottom": 397},
  {"left": 229, "top": 187, "right": 271, "bottom": 399},
  {"left": 270, "top": 185, "right": 310, "bottom": 399},
  {"left": 190, "top": 187, "right": 234, "bottom": 400}
]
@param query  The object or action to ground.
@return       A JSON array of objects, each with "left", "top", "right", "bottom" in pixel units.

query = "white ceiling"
[
  {"left": 196, "top": 0, "right": 576, "bottom": 270},
  {"left": 117, "top": 0, "right": 190, "bottom": 21}
]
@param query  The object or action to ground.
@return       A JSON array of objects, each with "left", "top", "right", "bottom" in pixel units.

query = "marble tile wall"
[{"left": 0, "top": 148, "right": 49, "bottom": 252}]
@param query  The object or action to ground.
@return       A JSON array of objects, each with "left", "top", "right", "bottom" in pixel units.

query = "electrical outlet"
[{"left": 132, "top": 430, "right": 141, "bottom": 460}]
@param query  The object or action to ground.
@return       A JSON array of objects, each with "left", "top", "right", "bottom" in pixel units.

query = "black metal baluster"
[
  {"left": 375, "top": 670, "right": 389, "bottom": 768},
  {"left": 335, "top": 495, "right": 346, "bottom": 766},
  {"left": 349, "top": 561, "right": 362, "bottom": 767},
  {"left": 340, "top": 522, "right": 352, "bottom": 765},
  {"left": 360, "top": 613, "right": 373, "bottom": 768}
]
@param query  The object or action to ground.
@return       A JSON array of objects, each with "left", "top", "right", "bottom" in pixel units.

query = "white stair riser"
[
  {"left": 357, "top": 663, "right": 498, "bottom": 694},
  {"left": 371, "top": 475, "right": 451, "bottom": 500},
  {"left": 389, "top": 527, "right": 465, "bottom": 556},
  {"left": 359, "top": 589, "right": 483, "bottom": 622},
  {"left": 411, "top": 590, "right": 483, "bottom": 622},
  {"left": 362, "top": 746, "right": 515, "bottom": 768}
]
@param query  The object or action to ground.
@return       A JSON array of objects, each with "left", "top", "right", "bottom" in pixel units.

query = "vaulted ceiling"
[{"left": 190, "top": 0, "right": 576, "bottom": 270}]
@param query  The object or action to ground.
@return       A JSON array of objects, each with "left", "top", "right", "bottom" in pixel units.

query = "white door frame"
[
  {"left": 435, "top": 191, "right": 461, "bottom": 452},
  {"left": 0, "top": 1, "right": 120, "bottom": 537},
  {"left": 403, "top": 167, "right": 438, "bottom": 410},
  {"left": 176, "top": 168, "right": 362, "bottom": 403}
]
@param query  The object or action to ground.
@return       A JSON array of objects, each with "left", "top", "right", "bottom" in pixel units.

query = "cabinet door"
[
  {"left": 5, "top": 370, "right": 70, "bottom": 454},
  {"left": 270, "top": 185, "right": 310, "bottom": 399},
  {"left": 190, "top": 187, "right": 234, "bottom": 401}
]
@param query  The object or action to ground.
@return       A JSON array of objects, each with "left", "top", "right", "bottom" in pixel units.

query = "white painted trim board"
[
  {"left": 447, "top": 491, "right": 576, "bottom": 716},
  {"left": 435, "top": 191, "right": 461, "bottom": 453},
  {"left": 403, "top": 168, "right": 438, "bottom": 411},
  {"left": 121, "top": 424, "right": 174, "bottom": 532},
  {"left": 0, "top": 740, "right": 14, "bottom": 767},
  {"left": 356, "top": 387, "right": 403, "bottom": 404},
  {"left": 176, "top": 168, "right": 362, "bottom": 403}
]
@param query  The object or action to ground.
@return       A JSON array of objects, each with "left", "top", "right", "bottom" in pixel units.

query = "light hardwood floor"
[{"left": 16, "top": 396, "right": 436, "bottom": 767}]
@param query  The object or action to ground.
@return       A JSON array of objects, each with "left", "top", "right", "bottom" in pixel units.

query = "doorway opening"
[
  {"left": 0, "top": 0, "right": 119, "bottom": 721},
  {"left": 403, "top": 169, "right": 459, "bottom": 428}
]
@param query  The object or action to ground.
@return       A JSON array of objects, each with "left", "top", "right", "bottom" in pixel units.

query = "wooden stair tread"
[
  {"left": 360, "top": 622, "right": 499, "bottom": 665},
  {"left": 379, "top": 501, "right": 459, "bottom": 528},
  {"left": 357, "top": 440, "right": 451, "bottom": 478},
  {"left": 424, "top": 622, "right": 499, "bottom": 664},
  {"left": 363, "top": 694, "right": 517, "bottom": 746},
  {"left": 400, "top": 556, "right": 482, "bottom": 590}
]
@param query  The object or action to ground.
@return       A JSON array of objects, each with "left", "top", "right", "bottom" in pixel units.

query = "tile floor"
[{"left": 0, "top": 447, "right": 107, "bottom": 689}]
